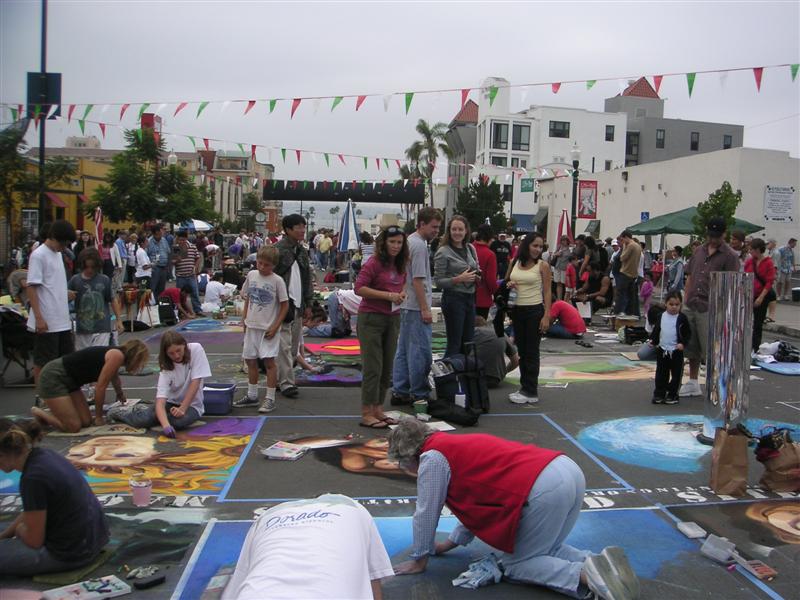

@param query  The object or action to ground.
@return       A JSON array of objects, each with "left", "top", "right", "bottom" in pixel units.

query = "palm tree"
[
  {"left": 329, "top": 204, "right": 340, "bottom": 228},
  {"left": 401, "top": 118, "right": 453, "bottom": 208}
]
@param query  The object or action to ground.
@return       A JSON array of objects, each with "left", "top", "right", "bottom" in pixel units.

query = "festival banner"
[{"left": 578, "top": 180, "right": 598, "bottom": 219}]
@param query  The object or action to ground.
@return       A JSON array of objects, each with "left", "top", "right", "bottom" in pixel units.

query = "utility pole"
[{"left": 37, "top": 0, "right": 48, "bottom": 227}]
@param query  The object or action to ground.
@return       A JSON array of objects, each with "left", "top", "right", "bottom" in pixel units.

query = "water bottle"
[{"left": 507, "top": 288, "right": 518, "bottom": 308}]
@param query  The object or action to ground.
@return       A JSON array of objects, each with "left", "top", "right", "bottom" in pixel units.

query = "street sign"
[
  {"left": 255, "top": 212, "right": 266, "bottom": 223},
  {"left": 640, "top": 211, "right": 650, "bottom": 222},
  {"left": 237, "top": 209, "right": 255, "bottom": 217},
  {"left": 520, "top": 178, "right": 535, "bottom": 193}
]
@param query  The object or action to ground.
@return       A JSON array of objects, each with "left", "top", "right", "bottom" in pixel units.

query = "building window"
[
  {"left": 502, "top": 185, "right": 512, "bottom": 203},
  {"left": 520, "top": 159, "right": 527, "bottom": 168},
  {"left": 656, "top": 129, "right": 665, "bottom": 149},
  {"left": 549, "top": 120, "right": 570, "bottom": 138},
  {"left": 511, "top": 157, "right": 519, "bottom": 167},
  {"left": 604, "top": 160, "right": 613, "bottom": 171},
  {"left": 491, "top": 122, "right": 508, "bottom": 150},
  {"left": 690, "top": 131, "right": 699, "bottom": 151},
  {"left": 512, "top": 124, "right": 530, "bottom": 151},
  {"left": 723, "top": 134, "right": 732, "bottom": 150},
  {"left": 490, "top": 155, "right": 507, "bottom": 167},
  {"left": 477, "top": 123, "right": 483, "bottom": 151},
  {"left": 605, "top": 125, "right": 615, "bottom": 142}
]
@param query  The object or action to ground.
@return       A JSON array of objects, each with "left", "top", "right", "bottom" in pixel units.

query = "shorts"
[
  {"left": 683, "top": 306, "right": 709, "bottom": 362},
  {"left": 33, "top": 330, "right": 74, "bottom": 367},
  {"left": 242, "top": 327, "right": 280, "bottom": 360},
  {"left": 75, "top": 332, "right": 111, "bottom": 350},
  {"left": 776, "top": 271, "right": 791, "bottom": 290},
  {"left": 553, "top": 269, "right": 566, "bottom": 284},
  {"left": 38, "top": 358, "right": 80, "bottom": 398}
]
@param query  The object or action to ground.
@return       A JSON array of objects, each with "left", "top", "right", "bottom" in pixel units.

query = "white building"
[{"left": 536, "top": 147, "right": 799, "bottom": 248}]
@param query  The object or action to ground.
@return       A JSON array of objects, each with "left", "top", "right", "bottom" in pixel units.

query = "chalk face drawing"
[{"left": 578, "top": 415, "right": 800, "bottom": 473}]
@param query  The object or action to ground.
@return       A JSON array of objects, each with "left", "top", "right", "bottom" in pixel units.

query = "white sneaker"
[
  {"left": 509, "top": 391, "right": 539, "bottom": 404},
  {"left": 258, "top": 398, "right": 276, "bottom": 413},
  {"left": 678, "top": 381, "right": 702, "bottom": 397}
]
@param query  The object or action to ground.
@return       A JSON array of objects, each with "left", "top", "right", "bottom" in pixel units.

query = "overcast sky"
[{"left": 2, "top": 0, "right": 798, "bottom": 222}]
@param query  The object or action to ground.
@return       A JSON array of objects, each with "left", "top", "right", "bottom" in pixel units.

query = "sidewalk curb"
[{"left": 764, "top": 323, "right": 800, "bottom": 339}]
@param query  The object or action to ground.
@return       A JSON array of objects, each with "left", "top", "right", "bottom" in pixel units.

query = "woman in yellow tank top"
[{"left": 507, "top": 233, "right": 552, "bottom": 404}]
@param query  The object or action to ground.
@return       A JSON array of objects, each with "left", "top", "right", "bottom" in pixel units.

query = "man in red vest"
[{"left": 389, "top": 420, "right": 639, "bottom": 599}]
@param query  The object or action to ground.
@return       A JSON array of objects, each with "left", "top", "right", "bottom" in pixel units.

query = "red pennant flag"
[
  {"left": 323, "top": 181, "right": 328, "bottom": 190},
  {"left": 203, "top": 138, "right": 210, "bottom": 150},
  {"left": 356, "top": 95, "right": 367, "bottom": 111},
  {"left": 381, "top": 180, "right": 386, "bottom": 188},
  {"left": 120, "top": 103, "right": 130, "bottom": 121},
  {"left": 551, "top": 83, "right": 561, "bottom": 94},
  {"left": 461, "top": 88, "right": 470, "bottom": 109},
  {"left": 753, "top": 67, "right": 764, "bottom": 92},
  {"left": 174, "top": 102, "right": 188, "bottom": 117},
  {"left": 395, "top": 159, "right": 401, "bottom": 170},
  {"left": 375, "top": 158, "right": 380, "bottom": 170},
  {"left": 291, "top": 98, "right": 302, "bottom": 119},
  {"left": 295, "top": 149, "right": 301, "bottom": 164},
  {"left": 338, "top": 154, "right": 346, "bottom": 165},
  {"left": 251, "top": 144, "right": 257, "bottom": 158},
  {"left": 99, "top": 123, "right": 106, "bottom": 138},
  {"left": 653, "top": 75, "right": 663, "bottom": 94},
  {"left": 448, "top": 176, "right": 454, "bottom": 184},
  {"left": 244, "top": 100, "right": 256, "bottom": 115},
  {"left": 68, "top": 104, "right": 76, "bottom": 123}
]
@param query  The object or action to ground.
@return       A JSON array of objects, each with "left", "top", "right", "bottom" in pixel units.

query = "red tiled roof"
[
  {"left": 621, "top": 77, "right": 660, "bottom": 99},
  {"left": 451, "top": 100, "right": 479, "bottom": 124}
]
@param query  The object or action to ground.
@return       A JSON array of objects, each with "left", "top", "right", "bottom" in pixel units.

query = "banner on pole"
[{"left": 577, "top": 180, "right": 598, "bottom": 219}]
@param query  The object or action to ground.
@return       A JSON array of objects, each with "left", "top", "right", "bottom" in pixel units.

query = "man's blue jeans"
[
  {"left": 176, "top": 275, "right": 202, "bottom": 314},
  {"left": 441, "top": 290, "right": 475, "bottom": 357},
  {"left": 392, "top": 309, "right": 432, "bottom": 400},
  {"left": 150, "top": 265, "right": 168, "bottom": 300}
]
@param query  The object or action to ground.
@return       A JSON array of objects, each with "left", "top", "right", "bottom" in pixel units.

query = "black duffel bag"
[{"left": 429, "top": 342, "right": 489, "bottom": 426}]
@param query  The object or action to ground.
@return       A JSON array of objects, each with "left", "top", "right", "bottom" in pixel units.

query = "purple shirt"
[{"left": 355, "top": 257, "right": 407, "bottom": 315}]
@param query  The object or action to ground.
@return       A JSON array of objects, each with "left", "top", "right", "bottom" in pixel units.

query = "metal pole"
[
  {"left": 570, "top": 160, "right": 579, "bottom": 236},
  {"left": 700, "top": 271, "right": 753, "bottom": 443},
  {"left": 38, "top": 0, "right": 48, "bottom": 227}
]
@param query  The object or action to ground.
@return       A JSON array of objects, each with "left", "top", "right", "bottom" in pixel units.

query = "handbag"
[
  {"left": 710, "top": 427, "right": 749, "bottom": 497},
  {"left": 752, "top": 427, "right": 800, "bottom": 492}
]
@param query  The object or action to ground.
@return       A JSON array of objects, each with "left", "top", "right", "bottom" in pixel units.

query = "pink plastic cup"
[{"left": 130, "top": 478, "right": 153, "bottom": 507}]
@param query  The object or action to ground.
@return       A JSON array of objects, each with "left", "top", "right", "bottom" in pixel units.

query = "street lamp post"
[{"left": 570, "top": 143, "right": 581, "bottom": 237}]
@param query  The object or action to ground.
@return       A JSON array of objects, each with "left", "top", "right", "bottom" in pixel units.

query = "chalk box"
[
  {"left": 42, "top": 575, "right": 131, "bottom": 600},
  {"left": 202, "top": 382, "right": 237, "bottom": 415}
]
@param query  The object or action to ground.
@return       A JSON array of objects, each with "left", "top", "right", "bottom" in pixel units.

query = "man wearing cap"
[
  {"left": 679, "top": 217, "right": 740, "bottom": 397},
  {"left": 491, "top": 232, "right": 512, "bottom": 278}
]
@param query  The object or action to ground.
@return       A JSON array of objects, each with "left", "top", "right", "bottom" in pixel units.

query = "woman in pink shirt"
[
  {"left": 354, "top": 226, "right": 409, "bottom": 428},
  {"left": 744, "top": 238, "right": 776, "bottom": 354}
]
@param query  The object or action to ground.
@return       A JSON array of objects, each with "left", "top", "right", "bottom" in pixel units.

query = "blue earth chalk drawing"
[{"left": 578, "top": 415, "right": 800, "bottom": 473}]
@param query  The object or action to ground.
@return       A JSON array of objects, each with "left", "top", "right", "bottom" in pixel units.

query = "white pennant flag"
[
  {"left": 312, "top": 98, "right": 321, "bottom": 115},
  {"left": 253, "top": 178, "right": 258, "bottom": 187},
  {"left": 403, "top": 178, "right": 408, "bottom": 187},
  {"left": 155, "top": 103, "right": 167, "bottom": 114},
  {"left": 221, "top": 101, "right": 231, "bottom": 113},
  {"left": 617, "top": 79, "right": 628, "bottom": 94},
  {"left": 311, "top": 152, "right": 318, "bottom": 163},
  {"left": 46, "top": 104, "right": 60, "bottom": 119},
  {"left": 719, "top": 71, "right": 729, "bottom": 89},
  {"left": 505, "top": 174, "right": 511, "bottom": 182},
  {"left": 540, "top": 168, "right": 549, "bottom": 177},
  {"left": 100, "top": 104, "right": 110, "bottom": 115},
  {"left": 201, "top": 174, "right": 205, "bottom": 184},
  {"left": 383, "top": 94, "right": 392, "bottom": 112},
  {"left": 519, "top": 86, "right": 530, "bottom": 107}
]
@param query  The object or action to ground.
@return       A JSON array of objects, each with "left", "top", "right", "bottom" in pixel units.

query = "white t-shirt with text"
[
  {"left": 155, "top": 342, "right": 212, "bottom": 416},
  {"left": 26, "top": 243, "right": 71, "bottom": 333},
  {"left": 222, "top": 494, "right": 393, "bottom": 600},
  {"left": 242, "top": 271, "right": 288, "bottom": 330}
]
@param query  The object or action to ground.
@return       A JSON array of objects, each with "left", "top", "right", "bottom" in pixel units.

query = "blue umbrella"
[
  {"left": 338, "top": 199, "right": 360, "bottom": 252},
  {"left": 178, "top": 219, "right": 213, "bottom": 232}
]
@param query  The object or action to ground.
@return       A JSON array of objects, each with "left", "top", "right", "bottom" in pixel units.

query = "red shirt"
[
  {"left": 565, "top": 264, "right": 577, "bottom": 288},
  {"left": 422, "top": 432, "right": 562, "bottom": 553},
  {"left": 473, "top": 241, "right": 498, "bottom": 309},
  {"left": 550, "top": 300, "right": 587, "bottom": 334},
  {"left": 159, "top": 287, "right": 182, "bottom": 305},
  {"left": 354, "top": 256, "right": 406, "bottom": 315},
  {"left": 744, "top": 256, "right": 776, "bottom": 299}
]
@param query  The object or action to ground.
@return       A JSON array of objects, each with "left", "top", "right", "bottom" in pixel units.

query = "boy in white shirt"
[
  {"left": 202, "top": 271, "right": 229, "bottom": 310},
  {"left": 235, "top": 246, "right": 289, "bottom": 413}
]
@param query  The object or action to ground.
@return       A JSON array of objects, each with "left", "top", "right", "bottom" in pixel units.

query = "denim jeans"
[
  {"left": 613, "top": 272, "right": 633, "bottom": 314},
  {"left": 511, "top": 304, "right": 544, "bottom": 397},
  {"left": 108, "top": 401, "right": 200, "bottom": 430},
  {"left": 441, "top": 290, "right": 475, "bottom": 357},
  {"left": 0, "top": 537, "right": 100, "bottom": 577},
  {"left": 392, "top": 309, "right": 432, "bottom": 400},
  {"left": 502, "top": 456, "right": 592, "bottom": 598},
  {"left": 176, "top": 275, "right": 202, "bottom": 313},
  {"left": 546, "top": 323, "right": 581, "bottom": 339},
  {"left": 150, "top": 265, "right": 168, "bottom": 300}
]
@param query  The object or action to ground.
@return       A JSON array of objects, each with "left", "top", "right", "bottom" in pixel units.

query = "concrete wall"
[
  {"left": 631, "top": 117, "right": 744, "bottom": 165},
  {"left": 604, "top": 95, "right": 664, "bottom": 119},
  {"left": 537, "top": 147, "right": 799, "bottom": 249}
]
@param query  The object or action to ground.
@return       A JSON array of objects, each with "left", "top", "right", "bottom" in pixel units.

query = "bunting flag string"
[{"left": 8, "top": 62, "right": 793, "bottom": 125}]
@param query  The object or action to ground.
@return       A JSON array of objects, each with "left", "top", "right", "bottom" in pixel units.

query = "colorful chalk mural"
[
  {"left": 577, "top": 415, "right": 800, "bottom": 473},
  {"left": 146, "top": 318, "right": 244, "bottom": 345},
  {"left": 507, "top": 355, "right": 656, "bottom": 385}
]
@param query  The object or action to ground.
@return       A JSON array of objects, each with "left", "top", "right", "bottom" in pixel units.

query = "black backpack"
[{"left": 429, "top": 342, "right": 489, "bottom": 426}]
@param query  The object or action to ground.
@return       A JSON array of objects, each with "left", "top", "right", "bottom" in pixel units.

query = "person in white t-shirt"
[
  {"left": 222, "top": 494, "right": 394, "bottom": 600},
  {"left": 202, "top": 271, "right": 229, "bottom": 310},
  {"left": 26, "top": 220, "right": 77, "bottom": 385},
  {"left": 134, "top": 237, "right": 152, "bottom": 286},
  {"left": 234, "top": 246, "right": 288, "bottom": 413},
  {"left": 108, "top": 331, "right": 211, "bottom": 436}
]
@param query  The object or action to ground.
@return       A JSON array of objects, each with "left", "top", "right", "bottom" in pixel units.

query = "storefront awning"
[
  {"left": 77, "top": 193, "right": 89, "bottom": 204},
  {"left": 44, "top": 192, "right": 67, "bottom": 208},
  {"left": 584, "top": 219, "right": 601, "bottom": 235},
  {"left": 533, "top": 206, "right": 549, "bottom": 225}
]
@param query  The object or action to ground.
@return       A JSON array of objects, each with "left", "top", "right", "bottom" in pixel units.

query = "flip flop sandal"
[
  {"left": 764, "top": 317, "right": 775, "bottom": 323},
  {"left": 381, "top": 416, "right": 400, "bottom": 425},
  {"left": 359, "top": 420, "right": 389, "bottom": 429}
]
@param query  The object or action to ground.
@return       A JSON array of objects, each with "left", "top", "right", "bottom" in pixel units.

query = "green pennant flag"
[
  {"left": 792, "top": 64, "right": 799, "bottom": 82},
  {"left": 333, "top": 180, "right": 338, "bottom": 190},
  {"left": 686, "top": 72, "right": 696, "bottom": 97},
  {"left": 33, "top": 104, "right": 42, "bottom": 119},
  {"left": 586, "top": 80, "right": 596, "bottom": 90},
  {"left": 303, "top": 180, "right": 309, "bottom": 190},
  {"left": 460, "top": 176, "right": 466, "bottom": 186},
  {"left": 324, "top": 153, "right": 330, "bottom": 167},
  {"left": 281, "top": 148, "right": 286, "bottom": 162},
  {"left": 269, "top": 99, "right": 278, "bottom": 114},
  {"left": 363, "top": 156, "right": 368, "bottom": 170},
  {"left": 9, "top": 106, "right": 18, "bottom": 121},
  {"left": 138, "top": 103, "right": 151, "bottom": 120},
  {"left": 78, "top": 120, "right": 86, "bottom": 134},
  {"left": 404, "top": 92, "right": 414, "bottom": 115},
  {"left": 196, "top": 101, "right": 209, "bottom": 118},
  {"left": 488, "top": 86, "right": 498, "bottom": 106},
  {"left": 361, "top": 180, "right": 366, "bottom": 191},
  {"left": 135, "top": 128, "right": 143, "bottom": 142},
  {"left": 384, "top": 158, "right": 389, "bottom": 170},
  {"left": 272, "top": 179, "right": 278, "bottom": 189},
  {"left": 331, "top": 96, "right": 343, "bottom": 111},
  {"left": 492, "top": 176, "right": 498, "bottom": 184},
  {"left": 237, "top": 143, "right": 245, "bottom": 155},
  {"left": 82, "top": 104, "right": 94, "bottom": 120},
  {"left": 187, "top": 136, "right": 196, "bottom": 149}
]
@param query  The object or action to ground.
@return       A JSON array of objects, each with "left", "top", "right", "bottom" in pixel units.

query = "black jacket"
[
  {"left": 650, "top": 311, "right": 691, "bottom": 348},
  {"left": 274, "top": 237, "right": 313, "bottom": 310}
]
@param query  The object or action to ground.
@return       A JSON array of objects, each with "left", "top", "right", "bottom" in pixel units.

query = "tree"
[
  {"left": 91, "top": 128, "right": 214, "bottom": 226},
  {"left": 692, "top": 181, "right": 743, "bottom": 239},
  {"left": 455, "top": 175, "right": 507, "bottom": 233},
  {"left": 401, "top": 119, "right": 453, "bottom": 207},
  {"left": 237, "top": 191, "right": 262, "bottom": 231},
  {"left": 329, "top": 204, "right": 340, "bottom": 227}
]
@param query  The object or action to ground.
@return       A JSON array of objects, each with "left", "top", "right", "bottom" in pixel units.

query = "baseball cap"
[
  {"left": 611, "top": 239, "right": 619, "bottom": 246},
  {"left": 706, "top": 217, "right": 726, "bottom": 237}
]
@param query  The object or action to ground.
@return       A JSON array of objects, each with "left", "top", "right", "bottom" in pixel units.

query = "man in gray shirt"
[
  {"left": 473, "top": 317, "right": 519, "bottom": 388},
  {"left": 391, "top": 208, "right": 442, "bottom": 404}
]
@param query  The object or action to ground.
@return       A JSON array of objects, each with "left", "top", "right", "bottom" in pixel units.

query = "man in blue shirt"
[{"left": 146, "top": 225, "right": 172, "bottom": 299}]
